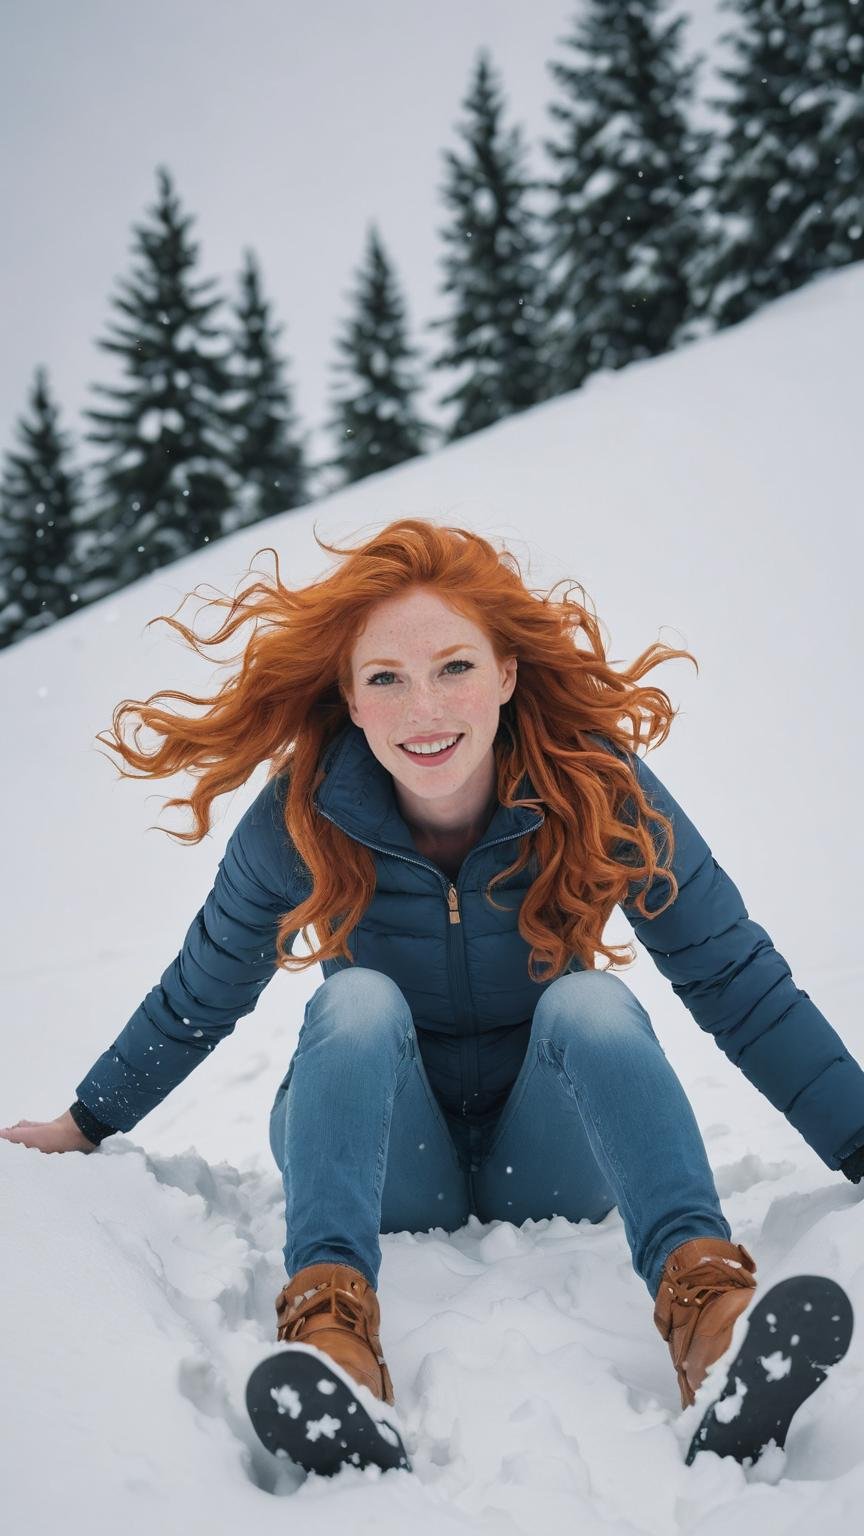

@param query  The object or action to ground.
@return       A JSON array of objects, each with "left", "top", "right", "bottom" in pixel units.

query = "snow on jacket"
[{"left": 72, "top": 721, "right": 864, "bottom": 1174}]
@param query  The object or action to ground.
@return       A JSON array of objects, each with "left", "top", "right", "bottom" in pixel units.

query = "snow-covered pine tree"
[
  {"left": 686, "top": 0, "right": 854, "bottom": 331},
  {"left": 322, "top": 223, "right": 430, "bottom": 487},
  {"left": 805, "top": 0, "right": 864, "bottom": 272},
  {"left": 78, "top": 166, "right": 239, "bottom": 601},
  {"left": 221, "top": 249, "right": 310, "bottom": 535},
  {"left": 427, "top": 48, "right": 548, "bottom": 442},
  {"left": 541, "top": 0, "right": 710, "bottom": 396},
  {"left": 0, "top": 366, "right": 83, "bottom": 650}
]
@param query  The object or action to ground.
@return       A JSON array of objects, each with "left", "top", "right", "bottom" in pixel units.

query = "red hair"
[{"left": 96, "top": 518, "right": 697, "bottom": 981}]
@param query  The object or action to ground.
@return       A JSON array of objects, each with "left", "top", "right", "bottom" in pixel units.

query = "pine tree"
[
  {"left": 324, "top": 224, "right": 430, "bottom": 486},
  {"left": 686, "top": 0, "right": 854, "bottom": 331},
  {"left": 428, "top": 48, "right": 548, "bottom": 442},
  {"left": 0, "top": 367, "right": 83, "bottom": 650},
  {"left": 541, "top": 0, "right": 710, "bottom": 396},
  {"left": 78, "top": 165, "right": 238, "bottom": 602},
  {"left": 805, "top": 0, "right": 864, "bottom": 271},
  {"left": 222, "top": 249, "right": 310, "bottom": 534}
]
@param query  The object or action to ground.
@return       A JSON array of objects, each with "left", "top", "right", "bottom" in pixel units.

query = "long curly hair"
[{"left": 96, "top": 518, "right": 698, "bottom": 981}]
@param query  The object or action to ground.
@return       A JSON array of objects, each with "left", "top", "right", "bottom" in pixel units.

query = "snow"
[
  {"left": 759, "top": 1353, "right": 792, "bottom": 1383},
  {"left": 2, "top": 261, "right": 864, "bottom": 1530},
  {"left": 272, "top": 1382, "right": 304, "bottom": 1417},
  {"left": 713, "top": 1376, "right": 748, "bottom": 1424},
  {"left": 304, "top": 1413, "right": 341, "bottom": 1443}
]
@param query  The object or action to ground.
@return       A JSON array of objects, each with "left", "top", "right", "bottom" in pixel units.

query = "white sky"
[{"left": 1, "top": 0, "right": 729, "bottom": 470}]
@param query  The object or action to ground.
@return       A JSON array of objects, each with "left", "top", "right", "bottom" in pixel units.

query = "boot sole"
[
  {"left": 246, "top": 1341, "right": 412, "bottom": 1476},
  {"left": 685, "top": 1274, "right": 854, "bottom": 1467}
]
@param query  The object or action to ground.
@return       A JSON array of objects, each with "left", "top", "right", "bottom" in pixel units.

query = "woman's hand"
[{"left": 0, "top": 1110, "right": 98, "bottom": 1154}]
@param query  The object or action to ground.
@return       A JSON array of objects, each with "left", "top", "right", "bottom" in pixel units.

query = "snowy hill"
[{"left": 2, "top": 263, "right": 863, "bottom": 1532}]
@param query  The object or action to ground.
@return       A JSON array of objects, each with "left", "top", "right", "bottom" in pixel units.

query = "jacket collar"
[{"left": 313, "top": 720, "right": 544, "bottom": 855}]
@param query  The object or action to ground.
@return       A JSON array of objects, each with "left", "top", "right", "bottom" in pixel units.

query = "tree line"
[{"left": 1, "top": 0, "right": 860, "bottom": 650}]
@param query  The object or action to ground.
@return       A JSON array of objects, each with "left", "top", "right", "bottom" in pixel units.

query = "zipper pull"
[{"left": 447, "top": 885, "right": 461, "bottom": 925}]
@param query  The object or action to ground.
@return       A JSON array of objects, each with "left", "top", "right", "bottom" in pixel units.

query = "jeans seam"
[
  {"left": 405, "top": 1032, "right": 469, "bottom": 1177},
  {"left": 480, "top": 1041, "right": 544, "bottom": 1162},
  {"left": 374, "top": 1014, "right": 416, "bottom": 1201},
  {"left": 392, "top": 1014, "right": 417, "bottom": 1099},
  {"left": 539, "top": 1036, "right": 639, "bottom": 1242}
]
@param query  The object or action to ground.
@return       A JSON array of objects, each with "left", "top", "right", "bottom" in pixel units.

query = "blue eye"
[{"left": 365, "top": 658, "right": 474, "bottom": 687}]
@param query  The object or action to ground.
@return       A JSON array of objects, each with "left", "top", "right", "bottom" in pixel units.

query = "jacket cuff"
[
  {"left": 69, "top": 1100, "right": 118, "bottom": 1147},
  {"left": 839, "top": 1145, "right": 864, "bottom": 1184}
]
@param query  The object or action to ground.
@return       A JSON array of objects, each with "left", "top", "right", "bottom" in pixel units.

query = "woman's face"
[{"left": 343, "top": 587, "right": 517, "bottom": 822}]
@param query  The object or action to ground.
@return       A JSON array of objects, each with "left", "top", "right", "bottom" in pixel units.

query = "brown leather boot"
[
  {"left": 275, "top": 1261, "right": 395, "bottom": 1406},
  {"left": 653, "top": 1237, "right": 758, "bottom": 1409}
]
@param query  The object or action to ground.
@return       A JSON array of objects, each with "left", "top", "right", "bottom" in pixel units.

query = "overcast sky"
[{"left": 1, "top": 0, "right": 728, "bottom": 470}]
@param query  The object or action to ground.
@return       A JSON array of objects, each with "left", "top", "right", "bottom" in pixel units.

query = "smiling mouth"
[{"left": 398, "top": 733, "right": 464, "bottom": 759}]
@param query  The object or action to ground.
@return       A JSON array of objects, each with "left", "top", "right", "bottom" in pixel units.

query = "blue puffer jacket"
[{"left": 74, "top": 721, "right": 864, "bottom": 1174}]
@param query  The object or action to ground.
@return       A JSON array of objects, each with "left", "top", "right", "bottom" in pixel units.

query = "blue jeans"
[{"left": 268, "top": 967, "right": 731, "bottom": 1302}]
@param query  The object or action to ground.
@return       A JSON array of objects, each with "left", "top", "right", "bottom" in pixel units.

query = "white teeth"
[{"left": 401, "top": 735, "right": 460, "bottom": 756}]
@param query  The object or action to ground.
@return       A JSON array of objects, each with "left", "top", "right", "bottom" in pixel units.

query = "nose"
[{"left": 404, "top": 677, "right": 446, "bottom": 725}]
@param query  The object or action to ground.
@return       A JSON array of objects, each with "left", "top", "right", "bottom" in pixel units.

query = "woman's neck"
[
  {"left": 395, "top": 754, "right": 499, "bottom": 842},
  {"left": 408, "top": 801, "right": 496, "bottom": 848}
]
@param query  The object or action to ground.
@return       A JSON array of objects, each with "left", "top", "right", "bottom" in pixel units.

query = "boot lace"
[
  {"left": 665, "top": 1251, "right": 755, "bottom": 1311},
  {"left": 277, "top": 1275, "right": 369, "bottom": 1344}
]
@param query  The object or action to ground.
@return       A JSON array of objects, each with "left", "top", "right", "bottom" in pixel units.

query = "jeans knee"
[
  {"left": 533, "top": 969, "right": 654, "bottom": 1050},
  {"left": 304, "top": 965, "right": 413, "bottom": 1053}
]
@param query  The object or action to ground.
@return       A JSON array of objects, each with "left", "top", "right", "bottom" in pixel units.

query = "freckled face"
[{"left": 343, "top": 587, "right": 516, "bottom": 819}]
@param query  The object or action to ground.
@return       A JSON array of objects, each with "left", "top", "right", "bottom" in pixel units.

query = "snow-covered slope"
[{"left": 2, "top": 264, "right": 863, "bottom": 1533}]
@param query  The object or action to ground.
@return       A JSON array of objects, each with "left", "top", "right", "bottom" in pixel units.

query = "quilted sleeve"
[
  {"left": 74, "top": 771, "right": 310, "bottom": 1134},
  {"left": 610, "top": 745, "right": 864, "bottom": 1173}
]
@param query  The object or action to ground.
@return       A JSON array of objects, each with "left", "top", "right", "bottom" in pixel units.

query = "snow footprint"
[{"left": 713, "top": 1152, "right": 796, "bottom": 1199}]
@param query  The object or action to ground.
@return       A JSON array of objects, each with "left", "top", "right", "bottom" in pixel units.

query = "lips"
[{"left": 398, "top": 733, "right": 464, "bottom": 763}]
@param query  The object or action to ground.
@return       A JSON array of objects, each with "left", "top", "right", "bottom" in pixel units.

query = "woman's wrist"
[
  {"left": 67, "top": 1099, "right": 118, "bottom": 1146},
  {"left": 60, "top": 1106, "right": 101, "bottom": 1149}
]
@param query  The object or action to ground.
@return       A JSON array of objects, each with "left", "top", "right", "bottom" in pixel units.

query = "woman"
[{"left": 4, "top": 517, "right": 864, "bottom": 1428}]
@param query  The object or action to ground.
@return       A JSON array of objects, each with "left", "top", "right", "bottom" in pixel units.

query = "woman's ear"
[{"left": 500, "top": 655, "right": 517, "bottom": 704}]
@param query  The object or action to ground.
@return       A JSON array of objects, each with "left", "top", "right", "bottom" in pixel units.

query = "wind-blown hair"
[{"left": 97, "top": 518, "right": 698, "bottom": 981}]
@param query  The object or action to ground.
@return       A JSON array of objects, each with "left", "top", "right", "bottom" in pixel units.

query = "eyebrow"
[{"left": 359, "top": 643, "right": 480, "bottom": 669}]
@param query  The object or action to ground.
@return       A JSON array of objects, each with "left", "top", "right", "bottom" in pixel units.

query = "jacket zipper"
[
  {"left": 316, "top": 809, "right": 543, "bottom": 907},
  {"left": 315, "top": 806, "right": 545, "bottom": 1115},
  {"left": 448, "top": 825, "right": 544, "bottom": 1115}
]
